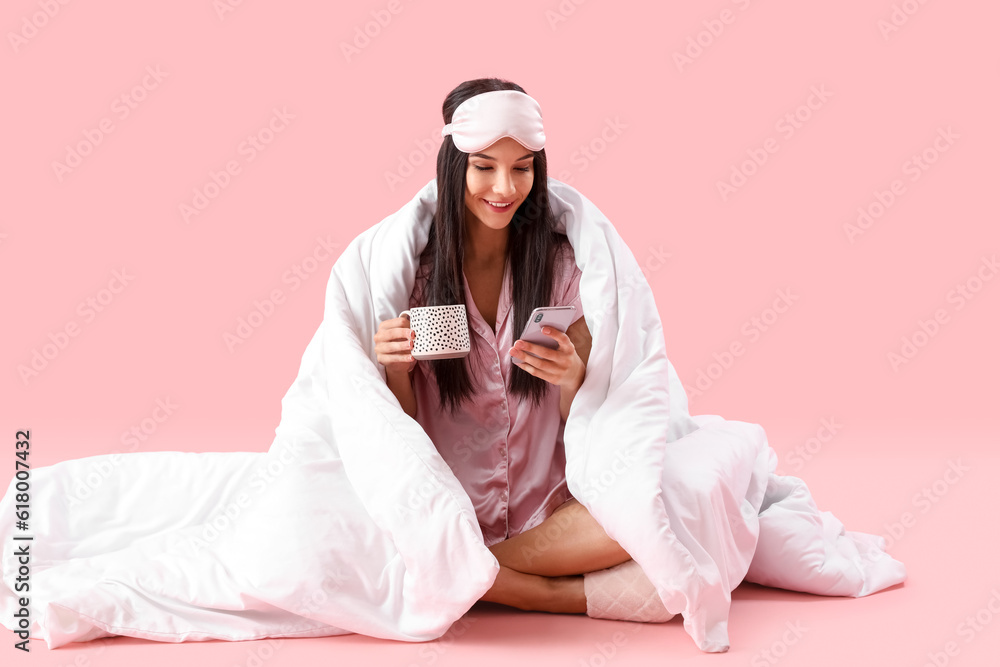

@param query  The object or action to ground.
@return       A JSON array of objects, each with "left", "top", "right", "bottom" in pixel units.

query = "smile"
[{"left": 484, "top": 199, "right": 515, "bottom": 210}]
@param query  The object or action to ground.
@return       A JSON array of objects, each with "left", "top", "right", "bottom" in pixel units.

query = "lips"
[{"left": 483, "top": 198, "right": 515, "bottom": 211}]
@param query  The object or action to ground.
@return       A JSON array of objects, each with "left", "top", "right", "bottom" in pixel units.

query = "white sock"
[{"left": 583, "top": 558, "right": 675, "bottom": 623}]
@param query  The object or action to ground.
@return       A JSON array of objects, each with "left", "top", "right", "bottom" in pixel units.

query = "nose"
[{"left": 492, "top": 171, "right": 516, "bottom": 198}]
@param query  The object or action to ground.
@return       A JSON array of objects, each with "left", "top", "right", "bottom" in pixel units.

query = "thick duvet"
[{"left": 0, "top": 177, "right": 906, "bottom": 652}]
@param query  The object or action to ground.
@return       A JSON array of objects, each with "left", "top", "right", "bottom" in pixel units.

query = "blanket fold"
[{"left": 0, "top": 177, "right": 906, "bottom": 653}]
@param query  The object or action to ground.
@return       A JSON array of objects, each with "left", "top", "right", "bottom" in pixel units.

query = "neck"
[{"left": 463, "top": 215, "right": 509, "bottom": 265}]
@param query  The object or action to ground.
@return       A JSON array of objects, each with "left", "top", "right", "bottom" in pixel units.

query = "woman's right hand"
[{"left": 374, "top": 315, "right": 417, "bottom": 374}]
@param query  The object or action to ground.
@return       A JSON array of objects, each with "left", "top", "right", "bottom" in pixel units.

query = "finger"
[
  {"left": 542, "top": 327, "right": 576, "bottom": 355},
  {"left": 516, "top": 359, "right": 557, "bottom": 384},
  {"left": 385, "top": 316, "right": 410, "bottom": 331},
  {"left": 540, "top": 325, "right": 568, "bottom": 342},
  {"left": 375, "top": 323, "right": 412, "bottom": 345},
  {"left": 511, "top": 348, "right": 558, "bottom": 374},
  {"left": 513, "top": 340, "right": 558, "bottom": 362},
  {"left": 378, "top": 352, "right": 410, "bottom": 366},
  {"left": 545, "top": 329, "right": 576, "bottom": 354}
]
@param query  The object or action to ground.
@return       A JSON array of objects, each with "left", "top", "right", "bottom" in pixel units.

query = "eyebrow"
[{"left": 471, "top": 152, "right": 534, "bottom": 161}]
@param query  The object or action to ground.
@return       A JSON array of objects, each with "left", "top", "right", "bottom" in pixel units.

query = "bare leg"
[
  {"left": 479, "top": 564, "right": 586, "bottom": 614},
  {"left": 488, "top": 498, "right": 632, "bottom": 577}
]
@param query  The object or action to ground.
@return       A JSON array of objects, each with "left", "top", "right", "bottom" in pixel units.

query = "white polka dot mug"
[{"left": 398, "top": 305, "right": 471, "bottom": 360}]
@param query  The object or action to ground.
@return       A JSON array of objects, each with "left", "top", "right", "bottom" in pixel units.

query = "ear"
[{"left": 566, "top": 315, "right": 591, "bottom": 369}]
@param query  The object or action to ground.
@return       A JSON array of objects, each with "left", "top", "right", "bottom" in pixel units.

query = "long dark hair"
[{"left": 416, "top": 77, "right": 570, "bottom": 416}]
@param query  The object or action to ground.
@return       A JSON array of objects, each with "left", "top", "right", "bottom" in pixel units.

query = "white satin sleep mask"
[{"left": 441, "top": 89, "right": 546, "bottom": 153}]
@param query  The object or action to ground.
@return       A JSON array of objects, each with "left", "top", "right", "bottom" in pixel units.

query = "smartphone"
[{"left": 512, "top": 306, "right": 577, "bottom": 366}]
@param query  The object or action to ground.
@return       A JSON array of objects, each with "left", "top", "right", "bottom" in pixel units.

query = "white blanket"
[{"left": 0, "top": 177, "right": 906, "bottom": 653}]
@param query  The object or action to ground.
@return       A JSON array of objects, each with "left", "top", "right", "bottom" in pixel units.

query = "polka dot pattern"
[{"left": 403, "top": 305, "right": 471, "bottom": 360}]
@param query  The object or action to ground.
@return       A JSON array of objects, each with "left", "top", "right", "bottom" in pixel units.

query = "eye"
[{"left": 472, "top": 165, "right": 533, "bottom": 172}]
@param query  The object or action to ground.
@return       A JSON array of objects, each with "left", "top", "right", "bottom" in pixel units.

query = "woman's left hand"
[{"left": 509, "top": 326, "right": 585, "bottom": 390}]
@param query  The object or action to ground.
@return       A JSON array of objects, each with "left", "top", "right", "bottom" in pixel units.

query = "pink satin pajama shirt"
[{"left": 408, "top": 243, "right": 584, "bottom": 547}]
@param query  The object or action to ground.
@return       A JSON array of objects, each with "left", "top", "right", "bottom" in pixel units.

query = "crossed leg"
[{"left": 478, "top": 497, "right": 633, "bottom": 613}]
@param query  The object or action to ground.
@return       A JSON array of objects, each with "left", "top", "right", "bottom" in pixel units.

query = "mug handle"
[{"left": 397, "top": 310, "right": 416, "bottom": 373}]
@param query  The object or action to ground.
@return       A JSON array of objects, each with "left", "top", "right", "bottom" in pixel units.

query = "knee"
[{"left": 565, "top": 501, "right": 623, "bottom": 549}]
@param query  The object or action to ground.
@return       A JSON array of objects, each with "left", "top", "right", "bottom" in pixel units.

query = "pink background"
[{"left": 2, "top": 0, "right": 998, "bottom": 664}]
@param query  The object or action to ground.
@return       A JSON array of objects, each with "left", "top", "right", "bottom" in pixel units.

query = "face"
[{"left": 464, "top": 136, "right": 535, "bottom": 231}]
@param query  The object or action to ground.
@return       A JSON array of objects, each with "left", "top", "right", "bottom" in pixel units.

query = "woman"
[{"left": 373, "top": 78, "right": 644, "bottom": 616}]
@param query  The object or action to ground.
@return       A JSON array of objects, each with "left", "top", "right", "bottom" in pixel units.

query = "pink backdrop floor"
[{"left": 5, "top": 432, "right": 997, "bottom": 666}]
